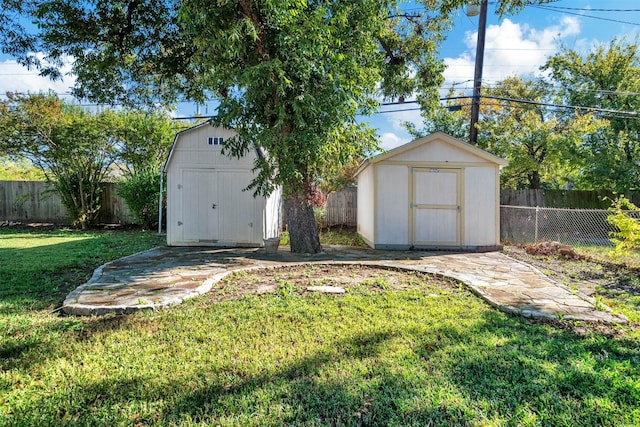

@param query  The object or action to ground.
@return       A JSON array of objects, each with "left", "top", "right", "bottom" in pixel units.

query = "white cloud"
[
  {"left": 382, "top": 105, "right": 423, "bottom": 133},
  {"left": 443, "top": 17, "right": 582, "bottom": 90},
  {"left": 379, "top": 132, "right": 409, "bottom": 151},
  {"left": 0, "top": 54, "right": 75, "bottom": 100}
]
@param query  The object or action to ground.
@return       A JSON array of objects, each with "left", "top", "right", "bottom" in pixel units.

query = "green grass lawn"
[
  {"left": 0, "top": 228, "right": 165, "bottom": 311},
  {"left": 1, "top": 229, "right": 640, "bottom": 426}
]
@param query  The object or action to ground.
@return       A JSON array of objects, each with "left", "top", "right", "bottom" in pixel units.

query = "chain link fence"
[{"left": 500, "top": 205, "right": 640, "bottom": 247}]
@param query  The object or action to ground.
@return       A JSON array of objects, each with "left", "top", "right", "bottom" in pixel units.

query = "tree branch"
[
  {"left": 238, "top": 0, "right": 270, "bottom": 58},
  {"left": 377, "top": 36, "right": 404, "bottom": 66}
]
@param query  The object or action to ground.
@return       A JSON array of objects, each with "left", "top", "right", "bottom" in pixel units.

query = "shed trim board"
[
  {"left": 357, "top": 132, "right": 508, "bottom": 251},
  {"left": 495, "top": 167, "right": 501, "bottom": 244},
  {"left": 372, "top": 162, "right": 379, "bottom": 245},
  {"left": 374, "top": 160, "right": 501, "bottom": 168},
  {"left": 355, "top": 131, "right": 508, "bottom": 178},
  {"left": 163, "top": 121, "right": 212, "bottom": 173}
]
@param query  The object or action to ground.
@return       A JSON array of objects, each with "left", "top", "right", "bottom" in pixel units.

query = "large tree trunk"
[
  {"left": 528, "top": 170, "right": 542, "bottom": 190},
  {"left": 284, "top": 189, "right": 322, "bottom": 254}
]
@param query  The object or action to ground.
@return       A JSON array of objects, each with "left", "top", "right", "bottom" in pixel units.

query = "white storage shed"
[
  {"left": 164, "top": 122, "right": 281, "bottom": 247},
  {"left": 356, "top": 132, "right": 507, "bottom": 251}
]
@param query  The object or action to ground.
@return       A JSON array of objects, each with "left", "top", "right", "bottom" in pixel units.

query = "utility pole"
[{"left": 469, "top": 0, "right": 488, "bottom": 145}]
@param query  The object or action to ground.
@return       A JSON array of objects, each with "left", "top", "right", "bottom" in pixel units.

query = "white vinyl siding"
[{"left": 376, "top": 164, "right": 409, "bottom": 246}]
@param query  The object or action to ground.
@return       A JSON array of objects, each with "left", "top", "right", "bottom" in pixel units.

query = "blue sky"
[{"left": 1, "top": 0, "right": 638, "bottom": 150}]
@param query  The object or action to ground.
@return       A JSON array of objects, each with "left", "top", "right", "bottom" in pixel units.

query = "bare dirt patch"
[
  {"left": 504, "top": 245, "right": 638, "bottom": 297},
  {"left": 207, "top": 264, "right": 459, "bottom": 303}
]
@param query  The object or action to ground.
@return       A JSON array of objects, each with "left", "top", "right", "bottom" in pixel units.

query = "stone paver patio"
[{"left": 63, "top": 245, "right": 628, "bottom": 324}]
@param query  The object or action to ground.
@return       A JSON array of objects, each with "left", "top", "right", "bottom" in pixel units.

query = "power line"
[
  {"left": 170, "top": 96, "right": 640, "bottom": 121},
  {"left": 376, "top": 107, "right": 422, "bottom": 114},
  {"left": 467, "top": 100, "right": 640, "bottom": 122},
  {"left": 376, "top": 94, "right": 640, "bottom": 117},
  {"left": 446, "top": 79, "right": 640, "bottom": 98},
  {"left": 3, "top": 89, "right": 638, "bottom": 120},
  {"left": 449, "top": 94, "right": 640, "bottom": 118},
  {"left": 531, "top": 5, "right": 640, "bottom": 26},
  {"left": 0, "top": 72, "right": 48, "bottom": 76},
  {"left": 538, "top": 5, "right": 640, "bottom": 13}
]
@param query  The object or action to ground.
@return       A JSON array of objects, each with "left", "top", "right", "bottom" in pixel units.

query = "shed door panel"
[
  {"left": 414, "top": 209, "right": 458, "bottom": 243},
  {"left": 414, "top": 169, "right": 458, "bottom": 205},
  {"left": 412, "top": 168, "right": 461, "bottom": 245},
  {"left": 182, "top": 170, "right": 218, "bottom": 241},
  {"left": 218, "top": 170, "right": 254, "bottom": 243}
]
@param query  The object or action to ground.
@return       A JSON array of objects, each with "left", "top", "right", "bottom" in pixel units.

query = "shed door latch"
[{"left": 212, "top": 203, "right": 217, "bottom": 209}]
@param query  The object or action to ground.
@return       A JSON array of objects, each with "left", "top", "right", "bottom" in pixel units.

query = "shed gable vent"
[{"left": 208, "top": 137, "right": 225, "bottom": 146}]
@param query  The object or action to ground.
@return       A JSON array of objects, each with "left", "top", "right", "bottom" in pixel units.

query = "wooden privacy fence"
[
  {"left": 322, "top": 187, "right": 357, "bottom": 228},
  {"left": 3, "top": 182, "right": 635, "bottom": 230},
  {"left": 0, "top": 180, "right": 135, "bottom": 224},
  {"left": 500, "top": 189, "right": 640, "bottom": 209}
]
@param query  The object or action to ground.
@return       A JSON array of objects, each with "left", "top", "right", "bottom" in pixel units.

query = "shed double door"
[
  {"left": 181, "top": 169, "right": 254, "bottom": 243},
  {"left": 412, "top": 168, "right": 462, "bottom": 246}
]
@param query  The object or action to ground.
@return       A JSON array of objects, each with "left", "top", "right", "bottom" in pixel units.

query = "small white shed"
[
  {"left": 356, "top": 132, "right": 508, "bottom": 251},
  {"left": 164, "top": 122, "right": 281, "bottom": 247}
]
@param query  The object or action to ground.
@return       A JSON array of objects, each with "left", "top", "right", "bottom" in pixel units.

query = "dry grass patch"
[{"left": 208, "top": 265, "right": 458, "bottom": 303}]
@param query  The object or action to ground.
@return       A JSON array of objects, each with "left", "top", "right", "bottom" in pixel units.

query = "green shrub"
[
  {"left": 119, "top": 170, "right": 164, "bottom": 229},
  {"left": 313, "top": 207, "right": 326, "bottom": 231},
  {"left": 54, "top": 174, "right": 103, "bottom": 229},
  {"left": 607, "top": 195, "right": 640, "bottom": 257}
]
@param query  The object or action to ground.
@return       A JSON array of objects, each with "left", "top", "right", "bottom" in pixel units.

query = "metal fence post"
[{"left": 534, "top": 206, "right": 539, "bottom": 243}]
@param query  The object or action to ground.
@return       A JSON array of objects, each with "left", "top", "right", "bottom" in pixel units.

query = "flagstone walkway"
[{"left": 63, "top": 245, "right": 628, "bottom": 324}]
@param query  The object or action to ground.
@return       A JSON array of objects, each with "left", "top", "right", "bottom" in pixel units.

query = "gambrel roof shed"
[
  {"left": 164, "top": 121, "right": 281, "bottom": 247},
  {"left": 356, "top": 132, "right": 508, "bottom": 251}
]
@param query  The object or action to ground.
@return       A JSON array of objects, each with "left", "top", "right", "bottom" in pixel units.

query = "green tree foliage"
[
  {"left": 0, "top": 93, "right": 120, "bottom": 228},
  {"left": 406, "top": 40, "right": 639, "bottom": 192},
  {"left": 404, "top": 93, "right": 470, "bottom": 141},
  {"left": 116, "top": 111, "right": 180, "bottom": 175},
  {"left": 0, "top": 94, "right": 178, "bottom": 228},
  {"left": 607, "top": 195, "right": 640, "bottom": 257},
  {"left": 190, "top": 0, "right": 390, "bottom": 253},
  {"left": 114, "top": 111, "right": 179, "bottom": 229},
  {"left": 406, "top": 77, "right": 603, "bottom": 190},
  {"left": 315, "top": 125, "right": 378, "bottom": 193},
  {"left": 544, "top": 39, "right": 640, "bottom": 191},
  {"left": 478, "top": 77, "right": 603, "bottom": 189},
  {"left": 0, "top": 156, "right": 46, "bottom": 181},
  {"left": 316, "top": 160, "right": 361, "bottom": 194}
]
